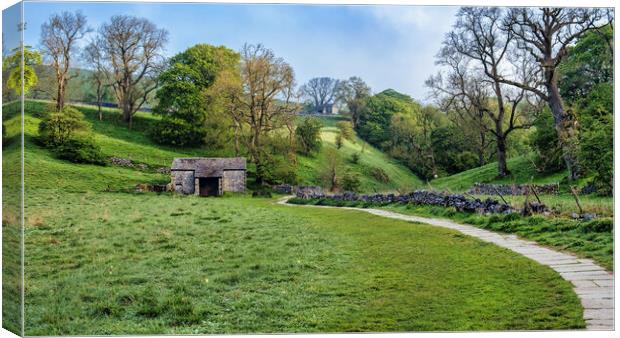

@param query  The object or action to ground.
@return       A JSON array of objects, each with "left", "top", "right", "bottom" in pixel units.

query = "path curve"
[{"left": 277, "top": 196, "right": 614, "bottom": 330}]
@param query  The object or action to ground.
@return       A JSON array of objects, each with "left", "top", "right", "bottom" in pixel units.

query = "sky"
[{"left": 13, "top": 1, "right": 460, "bottom": 102}]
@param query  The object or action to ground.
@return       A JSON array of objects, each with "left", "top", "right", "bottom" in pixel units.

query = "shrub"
[
  {"left": 296, "top": 117, "right": 323, "bottom": 155},
  {"left": 341, "top": 170, "right": 361, "bottom": 192},
  {"left": 38, "top": 106, "right": 90, "bottom": 147},
  {"left": 253, "top": 154, "right": 298, "bottom": 185},
  {"left": 335, "top": 133, "right": 343, "bottom": 149},
  {"left": 336, "top": 121, "right": 354, "bottom": 140},
  {"left": 454, "top": 151, "right": 479, "bottom": 172},
  {"left": 529, "top": 110, "right": 564, "bottom": 174},
  {"left": 579, "top": 218, "right": 613, "bottom": 233},
  {"left": 54, "top": 136, "right": 106, "bottom": 165},
  {"left": 351, "top": 152, "right": 361, "bottom": 164},
  {"left": 149, "top": 117, "right": 207, "bottom": 147},
  {"left": 370, "top": 167, "right": 390, "bottom": 183}
]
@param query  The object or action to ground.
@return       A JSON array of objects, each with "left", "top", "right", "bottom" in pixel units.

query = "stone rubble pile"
[
  {"left": 294, "top": 187, "right": 551, "bottom": 215},
  {"left": 467, "top": 183, "right": 559, "bottom": 196},
  {"left": 109, "top": 156, "right": 134, "bottom": 167}
]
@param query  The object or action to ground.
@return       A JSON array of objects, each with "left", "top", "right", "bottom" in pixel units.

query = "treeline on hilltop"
[{"left": 3, "top": 7, "right": 613, "bottom": 195}]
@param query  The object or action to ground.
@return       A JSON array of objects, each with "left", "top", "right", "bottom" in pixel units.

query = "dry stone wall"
[
  {"left": 294, "top": 188, "right": 550, "bottom": 215},
  {"left": 467, "top": 183, "right": 559, "bottom": 196}
]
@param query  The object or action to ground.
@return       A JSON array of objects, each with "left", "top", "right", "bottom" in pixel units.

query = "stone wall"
[
  {"left": 222, "top": 170, "right": 246, "bottom": 192},
  {"left": 294, "top": 188, "right": 549, "bottom": 215},
  {"left": 294, "top": 186, "right": 324, "bottom": 199},
  {"left": 467, "top": 183, "right": 559, "bottom": 196},
  {"left": 171, "top": 170, "right": 195, "bottom": 194}
]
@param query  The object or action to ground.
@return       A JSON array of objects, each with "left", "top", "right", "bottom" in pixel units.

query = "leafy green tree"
[
  {"left": 559, "top": 25, "right": 613, "bottom": 195},
  {"left": 2, "top": 46, "right": 42, "bottom": 95},
  {"left": 577, "top": 83, "right": 613, "bottom": 195},
  {"left": 152, "top": 44, "right": 239, "bottom": 146},
  {"left": 357, "top": 89, "right": 413, "bottom": 147},
  {"left": 559, "top": 24, "right": 613, "bottom": 104},
  {"left": 295, "top": 117, "right": 323, "bottom": 155}
]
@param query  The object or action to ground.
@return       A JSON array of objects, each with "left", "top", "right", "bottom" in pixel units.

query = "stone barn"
[{"left": 171, "top": 157, "right": 246, "bottom": 196}]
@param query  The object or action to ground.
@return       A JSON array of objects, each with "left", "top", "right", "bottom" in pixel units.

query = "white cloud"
[{"left": 369, "top": 6, "right": 458, "bottom": 34}]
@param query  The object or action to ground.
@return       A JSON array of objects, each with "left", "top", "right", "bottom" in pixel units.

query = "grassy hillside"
[
  {"left": 430, "top": 156, "right": 566, "bottom": 192},
  {"left": 297, "top": 115, "right": 423, "bottom": 192},
  {"left": 3, "top": 101, "right": 422, "bottom": 193}
]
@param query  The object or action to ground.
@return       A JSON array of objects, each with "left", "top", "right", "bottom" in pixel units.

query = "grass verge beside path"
[{"left": 288, "top": 198, "right": 613, "bottom": 271}]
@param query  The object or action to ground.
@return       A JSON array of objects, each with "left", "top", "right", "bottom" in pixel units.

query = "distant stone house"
[{"left": 171, "top": 157, "right": 246, "bottom": 196}]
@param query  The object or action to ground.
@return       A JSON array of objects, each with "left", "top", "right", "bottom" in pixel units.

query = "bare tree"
[
  {"left": 336, "top": 76, "right": 371, "bottom": 127},
  {"left": 426, "top": 57, "right": 493, "bottom": 168},
  {"left": 229, "top": 44, "right": 298, "bottom": 184},
  {"left": 300, "top": 77, "right": 339, "bottom": 114},
  {"left": 82, "top": 39, "right": 109, "bottom": 120},
  {"left": 40, "top": 11, "right": 90, "bottom": 111},
  {"left": 97, "top": 15, "right": 168, "bottom": 127},
  {"left": 442, "top": 7, "right": 534, "bottom": 177},
  {"left": 500, "top": 7, "right": 606, "bottom": 180}
]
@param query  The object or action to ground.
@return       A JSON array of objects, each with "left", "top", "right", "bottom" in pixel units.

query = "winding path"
[{"left": 277, "top": 196, "right": 614, "bottom": 330}]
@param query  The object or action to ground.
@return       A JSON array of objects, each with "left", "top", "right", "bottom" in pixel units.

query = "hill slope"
[
  {"left": 297, "top": 115, "right": 423, "bottom": 192},
  {"left": 430, "top": 156, "right": 567, "bottom": 192},
  {"left": 2, "top": 101, "right": 423, "bottom": 193}
]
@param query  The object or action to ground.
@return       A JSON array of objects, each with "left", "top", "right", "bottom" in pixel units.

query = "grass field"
[
  {"left": 1, "top": 101, "right": 590, "bottom": 333},
  {"left": 23, "top": 192, "right": 584, "bottom": 334}
]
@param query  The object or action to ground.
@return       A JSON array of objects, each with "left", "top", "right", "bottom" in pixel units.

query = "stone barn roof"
[{"left": 171, "top": 157, "right": 246, "bottom": 178}]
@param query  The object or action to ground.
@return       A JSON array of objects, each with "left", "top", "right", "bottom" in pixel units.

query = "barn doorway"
[{"left": 199, "top": 177, "right": 220, "bottom": 196}]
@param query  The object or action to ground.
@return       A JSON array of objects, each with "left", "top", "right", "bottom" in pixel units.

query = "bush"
[
  {"left": 370, "top": 167, "right": 390, "bottom": 183},
  {"left": 351, "top": 152, "right": 361, "bottom": 164},
  {"left": 336, "top": 121, "right": 354, "bottom": 140},
  {"left": 149, "top": 117, "right": 207, "bottom": 147},
  {"left": 253, "top": 154, "right": 298, "bottom": 185},
  {"left": 454, "top": 151, "right": 479, "bottom": 172},
  {"left": 296, "top": 117, "right": 323, "bottom": 155},
  {"left": 38, "top": 106, "right": 90, "bottom": 147},
  {"left": 341, "top": 171, "right": 361, "bottom": 192},
  {"left": 54, "top": 136, "right": 106, "bottom": 165},
  {"left": 530, "top": 110, "right": 565, "bottom": 174},
  {"left": 579, "top": 218, "right": 613, "bottom": 233},
  {"left": 335, "top": 133, "right": 343, "bottom": 149}
]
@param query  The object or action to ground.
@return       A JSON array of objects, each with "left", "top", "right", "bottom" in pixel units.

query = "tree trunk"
[
  {"left": 56, "top": 79, "right": 65, "bottom": 111},
  {"left": 478, "top": 131, "right": 486, "bottom": 166},
  {"left": 233, "top": 123, "right": 240, "bottom": 156},
  {"left": 546, "top": 77, "right": 580, "bottom": 180},
  {"left": 252, "top": 129, "right": 264, "bottom": 185},
  {"left": 96, "top": 85, "right": 103, "bottom": 121},
  {"left": 496, "top": 133, "right": 509, "bottom": 177}
]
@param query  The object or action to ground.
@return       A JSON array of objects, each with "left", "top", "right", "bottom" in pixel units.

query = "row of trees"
[
  {"left": 428, "top": 7, "right": 612, "bottom": 181},
  {"left": 35, "top": 11, "right": 168, "bottom": 126},
  {"left": 7, "top": 8, "right": 612, "bottom": 193}
]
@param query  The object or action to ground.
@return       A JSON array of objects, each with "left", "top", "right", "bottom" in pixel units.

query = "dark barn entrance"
[{"left": 199, "top": 177, "right": 220, "bottom": 196}]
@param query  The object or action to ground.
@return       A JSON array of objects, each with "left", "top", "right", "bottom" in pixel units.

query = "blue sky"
[{"left": 16, "top": 1, "right": 459, "bottom": 102}]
